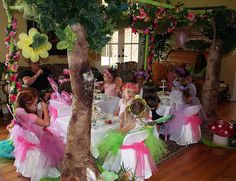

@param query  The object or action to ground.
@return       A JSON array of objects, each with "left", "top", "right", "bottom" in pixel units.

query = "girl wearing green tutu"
[{"left": 97, "top": 95, "right": 167, "bottom": 178}]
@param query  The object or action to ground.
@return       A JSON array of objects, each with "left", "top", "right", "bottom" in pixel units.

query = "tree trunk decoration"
[
  {"left": 201, "top": 40, "right": 223, "bottom": 119},
  {"left": 61, "top": 24, "right": 98, "bottom": 181}
]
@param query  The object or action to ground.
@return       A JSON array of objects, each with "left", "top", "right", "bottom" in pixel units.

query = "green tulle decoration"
[
  {"left": 39, "top": 177, "right": 60, "bottom": 181},
  {"left": 144, "top": 127, "right": 167, "bottom": 162},
  {"left": 97, "top": 131, "right": 125, "bottom": 165},
  {"left": 0, "top": 140, "right": 14, "bottom": 159}
]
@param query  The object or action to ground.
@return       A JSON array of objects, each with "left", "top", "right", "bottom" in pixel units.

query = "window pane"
[
  {"left": 111, "top": 31, "right": 118, "bottom": 43},
  {"left": 132, "top": 33, "right": 139, "bottom": 43},
  {"left": 124, "top": 44, "right": 131, "bottom": 62},
  {"left": 132, "top": 44, "right": 139, "bottom": 62},
  {"left": 124, "top": 28, "right": 132, "bottom": 43},
  {"left": 110, "top": 44, "right": 118, "bottom": 66}
]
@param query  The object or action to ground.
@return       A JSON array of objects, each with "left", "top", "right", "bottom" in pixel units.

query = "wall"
[{"left": 0, "top": 1, "right": 68, "bottom": 68}]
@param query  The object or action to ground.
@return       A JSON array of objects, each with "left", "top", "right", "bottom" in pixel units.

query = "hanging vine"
[{"left": 4, "top": 17, "right": 21, "bottom": 104}]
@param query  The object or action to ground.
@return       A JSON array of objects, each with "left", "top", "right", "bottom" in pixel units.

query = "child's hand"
[{"left": 41, "top": 102, "right": 48, "bottom": 110}]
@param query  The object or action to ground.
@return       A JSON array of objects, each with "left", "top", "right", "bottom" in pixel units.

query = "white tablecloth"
[
  {"left": 94, "top": 94, "right": 120, "bottom": 114},
  {"left": 49, "top": 109, "right": 119, "bottom": 158}
]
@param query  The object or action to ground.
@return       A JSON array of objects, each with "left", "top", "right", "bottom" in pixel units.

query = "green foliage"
[
  {"left": 56, "top": 26, "right": 77, "bottom": 51},
  {"left": 200, "top": 7, "right": 236, "bottom": 54},
  {"left": 185, "top": 40, "right": 211, "bottom": 52},
  {"left": 6, "top": 0, "right": 129, "bottom": 52},
  {"left": 32, "top": 33, "right": 48, "bottom": 50}
]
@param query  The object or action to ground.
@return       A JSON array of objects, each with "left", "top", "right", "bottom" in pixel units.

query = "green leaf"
[{"left": 56, "top": 40, "right": 69, "bottom": 50}]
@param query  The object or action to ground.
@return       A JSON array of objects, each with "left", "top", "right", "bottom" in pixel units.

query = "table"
[{"left": 48, "top": 109, "right": 119, "bottom": 158}]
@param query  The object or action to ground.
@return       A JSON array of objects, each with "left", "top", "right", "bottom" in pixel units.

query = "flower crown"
[
  {"left": 127, "top": 95, "right": 147, "bottom": 117},
  {"left": 122, "top": 83, "right": 139, "bottom": 93},
  {"left": 173, "top": 80, "right": 189, "bottom": 91},
  {"left": 134, "top": 69, "right": 149, "bottom": 80}
]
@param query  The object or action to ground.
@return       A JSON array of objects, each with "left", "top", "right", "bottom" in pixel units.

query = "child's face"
[
  {"left": 27, "top": 97, "right": 38, "bottom": 112},
  {"left": 103, "top": 73, "right": 113, "bottom": 83},
  {"left": 136, "top": 76, "right": 145, "bottom": 85},
  {"left": 125, "top": 89, "right": 136, "bottom": 100}
]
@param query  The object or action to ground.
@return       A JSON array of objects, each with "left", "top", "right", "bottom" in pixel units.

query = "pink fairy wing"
[
  {"left": 50, "top": 92, "right": 61, "bottom": 101},
  {"left": 48, "top": 77, "right": 58, "bottom": 92},
  {"left": 61, "top": 91, "right": 71, "bottom": 102}
]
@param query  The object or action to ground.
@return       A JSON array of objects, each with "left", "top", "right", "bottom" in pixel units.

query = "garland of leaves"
[{"left": 4, "top": 17, "right": 21, "bottom": 104}]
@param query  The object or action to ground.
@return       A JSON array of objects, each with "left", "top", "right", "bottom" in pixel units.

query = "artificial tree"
[
  {"left": 199, "top": 7, "right": 236, "bottom": 118},
  {"left": 2, "top": 0, "right": 130, "bottom": 180}
]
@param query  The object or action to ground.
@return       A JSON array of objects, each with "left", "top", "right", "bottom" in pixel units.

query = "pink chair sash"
[
  {"left": 185, "top": 115, "right": 202, "bottom": 141},
  {"left": 121, "top": 141, "right": 157, "bottom": 178},
  {"left": 15, "top": 136, "right": 36, "bottom": 162}
]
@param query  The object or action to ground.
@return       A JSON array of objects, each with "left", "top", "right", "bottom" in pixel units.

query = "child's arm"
[
  {"left": 119, "top": 121, "right": 135, "bottom": 134},
  {"left": 114, "top": 106, "right": 120, "bottom": 116},
  {"left": 34, "top": 102, "right": 50, "bottom": 127},
  {"left": 119, "top": 112, "right": 125, "bottom": 129}
]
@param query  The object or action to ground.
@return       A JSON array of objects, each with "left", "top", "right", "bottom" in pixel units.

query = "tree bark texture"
[
  {"left": 61, "top": 24, "right": 98, "bottom": 181},
  {"left": 201, "top": 40, "right": 223, "bottom": 119}
]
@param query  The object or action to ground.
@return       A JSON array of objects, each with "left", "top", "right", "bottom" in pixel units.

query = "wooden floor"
[{"left": 0, "top": 101, "right": 236, "bottom": 181}]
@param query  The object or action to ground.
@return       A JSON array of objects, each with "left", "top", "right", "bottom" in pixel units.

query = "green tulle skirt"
[
  {"left": 0, "top": 139, "right": 14, "bottom": 159},
  {"left": 97, "top": 131, "right": 125, "bottom": 165},
  {"left": 96, "top": 127, "right": 167, "bottom": 165},
  {"left": 144, "top": 127, "right": 167, "bottom": 162}
]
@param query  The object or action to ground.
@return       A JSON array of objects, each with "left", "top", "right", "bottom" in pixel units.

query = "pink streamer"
[
  {"left": 185, "top": 115, "right": 202, "bottom": 141},
  {"left": 121, "top": 141, "right": 157, "bottom": 178}
]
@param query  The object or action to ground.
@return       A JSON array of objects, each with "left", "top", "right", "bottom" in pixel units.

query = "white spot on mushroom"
[
  {"left": 218, "top": 124, "right": 222, "bottom": 128},
  {"left": 229, "top": 126, "right": 233, "bottom": 129},
  {"left": 225, "top": 130, "right": 228, "bottom": 135},
  {"left": 211, "top": 126, "right": 215, "bottom": 130}
]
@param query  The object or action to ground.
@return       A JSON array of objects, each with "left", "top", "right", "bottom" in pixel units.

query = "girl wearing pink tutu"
[{"left": 11, "top": 87, "right": 65, "bottom": 181}]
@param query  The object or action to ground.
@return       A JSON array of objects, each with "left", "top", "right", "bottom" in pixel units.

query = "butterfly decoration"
[{"left": 48, "top": 77, "right": 72, "bottom": 105}]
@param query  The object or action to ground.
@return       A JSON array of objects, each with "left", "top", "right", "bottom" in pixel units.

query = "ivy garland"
[{"left": 4, "top": 17, "right": 22, "bottom": 104}]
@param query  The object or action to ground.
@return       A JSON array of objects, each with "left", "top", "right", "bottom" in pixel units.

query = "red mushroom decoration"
[{"left": 209, "top": 120, "right": 235, "bottom": 146}]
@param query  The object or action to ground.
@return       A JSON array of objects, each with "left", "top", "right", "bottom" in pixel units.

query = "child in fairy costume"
[
  {"left": 9, "top": 87, "right": 65, "bottom": 181},
  {"left": 97, "top": 95, "right": 167, "bottom": 174}
]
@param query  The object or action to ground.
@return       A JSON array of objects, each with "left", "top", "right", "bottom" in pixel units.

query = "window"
[{"left": 101, "top": 28, "right": 139, "bottom": 67}]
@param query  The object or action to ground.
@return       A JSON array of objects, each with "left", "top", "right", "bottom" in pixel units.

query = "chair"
[
  {"left": 177, "top": 105, "right": 202, "bottom": 145},
  {"left": 120, "top": 129, "right": 157, "bottom": 180}
]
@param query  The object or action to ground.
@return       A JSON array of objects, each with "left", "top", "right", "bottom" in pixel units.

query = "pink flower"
[
  {"left": 137, "top": 8, "right": 147, "bottom": 19},
  {"left": 4, "top": 36, "right": 10, "bottom": 42},
  {"left": 187, "top": 12, "right": 195, "bottom": 21},
  {"left": 132, "top": 28, "right": 137, "bottom": 33},
  {"left": 9, "top": 74, "right": 18, "bottom": 81},
  {"left": 143, "top": 28, "right": 150, "bottom": 35},
  {"left": 9, "top": 31, "right": 16, "bottom": 37},
  {"left": 63, "top": 69, "right": 70, "bottom": 75},
  {"left": 8, "top": 64, "right": 19, "bottom": 72},
  {"left": 9, "top": 94, "right": 17, "bottom": 103},
  {"left": 16, "top": 82, "right": 22, "bottom": 90}
]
